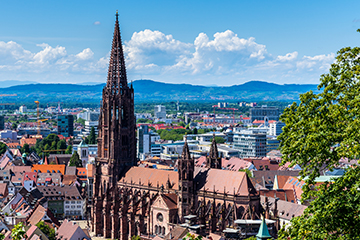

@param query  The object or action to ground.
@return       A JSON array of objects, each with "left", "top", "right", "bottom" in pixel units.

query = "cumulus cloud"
[
  {"left": 94, "top": 21, "right": 101, "bottom": 25},
  {"left": 76, "top": 48, "right": 94, "bottom": 60},
  {"left": 0, "top": 30, "right": 337, "bottom": 84}
]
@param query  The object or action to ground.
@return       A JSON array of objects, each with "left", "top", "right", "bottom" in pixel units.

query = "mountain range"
[{"left": 0, "top": 80, "right": 319, "bottom": 103}]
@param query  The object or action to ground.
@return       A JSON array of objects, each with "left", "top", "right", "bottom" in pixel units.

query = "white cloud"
[
  {"left": 0, "top": 31, "right": 337, "bottom": 85},
  {"left": 94, "top": 21, "right": 101, "bottom": 25},
  {"left": 276, "top": 51, "right": 298, "bottom": 61},
  {"left": 76, "top": 48, "right": 94, "bottom": 60}
]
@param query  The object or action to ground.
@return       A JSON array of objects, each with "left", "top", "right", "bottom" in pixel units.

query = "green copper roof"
[
  {"left": 256, "top": 218, "right": 272, "bottom": 239},
  {"left": 79, "top": 140, "right": 88, "bottom": 148}
]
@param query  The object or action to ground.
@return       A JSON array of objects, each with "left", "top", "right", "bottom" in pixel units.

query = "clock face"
[{"left": 157, "top": 213, "right": 163, "bottom": 222}]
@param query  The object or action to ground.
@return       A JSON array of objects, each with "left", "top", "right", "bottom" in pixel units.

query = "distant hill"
[
  {"left": 0, "top": 80, "right": 37, "bottom": 88},
  {"left": 0, "top": 80, "right": 319, "bottom": 103}
]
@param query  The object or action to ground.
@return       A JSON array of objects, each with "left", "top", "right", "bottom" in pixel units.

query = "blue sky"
[{"left": 1, "top": 0, "right": 360, "bottom": 86}]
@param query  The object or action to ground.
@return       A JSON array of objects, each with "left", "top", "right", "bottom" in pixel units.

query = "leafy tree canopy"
[
  {"left": 0, "top": 142, "right": 7, "bottom": 155},
  {"left": 278, "top": 37, "right": 360, "bottom": 238},
  {"left": 85, "top": 126, "right": 96, "bottom": 144},
  {"left": 69, "top": 151, "right": 82, "bottom": 167},
  {"left": 36, "top": 221, "right": 56, "bottom": 240},
  {"left": 20, "top": 143, "right": 30, "bottom": 154}
]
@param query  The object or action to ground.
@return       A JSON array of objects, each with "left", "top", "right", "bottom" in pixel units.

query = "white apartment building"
[
  {"left": 154, "top": 105, "right": 166, "bottom": 120},
  {"left": 269, "top": 121, "right": 285, "bottom": 136},
  {"left": 233, "top": 130, "right": 267, "bottom": 158}
]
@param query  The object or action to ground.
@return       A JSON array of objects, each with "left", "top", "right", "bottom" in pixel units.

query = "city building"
[
  {"left": 250, "top": 105, "right": 279, "bottom": 122},
  {"left": 83, "top": 120, "right": 98, "bottom": 136},
  {"left": 233, "top": 130, "right": 267, "bottom": 158},
  {"left": 57, "top": 115, "right": 74, "bottom": 137},
  {"left": 137, "top": 125, "right": 161, "bottom": 159},
  {"left": 0, "top": 130, "right": 17, "bottom": 140},
  {"left": 0, "top": 116, "right": 4, "bottom": 130},
  {"left": 154, "top": 105, "right": 166, "bottom": 120},
  {"left": 267, "top": 137, "right": 280, "bottom": 153},
  {"left": 77, "top": 110, "right": 100, "bottom": 121},
  {"left": 19, "top": 105, "right": 27, "bottom": 113},
  {"left": 269, "top": 121, "right": 285, "bottom": 136},
  {"left": 92, "top": 13, "right": 261, "bottom": 240}
]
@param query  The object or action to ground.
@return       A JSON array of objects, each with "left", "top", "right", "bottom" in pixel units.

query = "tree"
[
  {"left": 183, "top": 233, "right": 202, "bottom": 240},
  {"left": 36, "top": 221, "right": 56, "bottom": 240},
  {"left": 0, "top": 142, "right": 7, "bottom": 155},
  {"left": 277, "top": 38, "right": 360, "bottom": 238},
  {"left": 86, "top": 126, "right": 96, "bottom": 144},
  {"left": 211, "top": 136, "right": 225, "bottom": 144},
  {"left": 65, "top": 145, "right": 73, "bottom": 154},
  {"left": 193, "top": 128, "right": 198, "bottom": 134},
  {"left": 76, "top": 117, "right": 86, "bottom": 126},
  {"left": 278, "top": 167, "right": 360, "bottom": 240},
  {"left": 20, "top": 143, "right": 30, "bottom": 154},
  {"left": 11, "top": 123, "right": 17, "bottom": 130},
  {"left": 11, "top": 222, "right": 27, "bottom": 240},
  {"left": 57, "top": 139, "right": 67, "bottom": 153},
  {"left": 69, "top": 152, "right": 82, "bottom": 167}
]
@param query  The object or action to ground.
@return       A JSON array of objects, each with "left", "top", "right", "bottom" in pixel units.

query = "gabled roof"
[
  {"left": 32, "top": 165, "right": 65, "bottom": 175},
  {"left": 194, "top": 167, "right": 257, "bottom": 196},
  {"left": 56, "top": 219, "right": 90, "bottom": 240},
  {"left": 26, "top": 204, "right": 60, "bottom": 227},
  {"left": 120, "top": 167, "right": 179, "bottom": 189},
  {"left": 161, "top": 193, "right": 177, "bottom": 210}
]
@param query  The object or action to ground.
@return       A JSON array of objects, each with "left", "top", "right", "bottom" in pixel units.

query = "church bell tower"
[{"left": 92, "top": 11, "right": 136, "bottom": 238}]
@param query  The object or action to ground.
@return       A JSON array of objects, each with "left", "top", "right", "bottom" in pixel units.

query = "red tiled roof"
[{"left": 32, "top": 165, "right": 65, "bottom": 175}]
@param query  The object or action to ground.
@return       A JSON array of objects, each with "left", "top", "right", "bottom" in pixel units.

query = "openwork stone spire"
[
  {"left": 93, "top": 11, "right": 136, "bottom": 238},
  {"left": 207, "top": 132, "right": 222, "bottom": 169},
  {"left": 106, "top": 10, "right": 128, "bottom": 92}
]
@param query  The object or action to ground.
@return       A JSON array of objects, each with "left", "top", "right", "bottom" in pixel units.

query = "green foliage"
[
  {"left": 211, "top": 136, "right": 226, "bottom": 144},
  {"left": 278, "top": 167, "right": 360, "bottom": 240},
  {"left": 245, "top": 237, "right": 257, "bottom": 240},
  {"left": 193, "top": 128, "right": 198, "bottom": 134},
  {"left": 239, "top": 168, "right": 252, "bottom": 178},
  {"left": 178, "top": 122, "right": 186, "bottom": 127},
  {"left": 35, "top": 134, "right": 61, "bottom": 156},
  {"left": 20, "top": 143, "right": 30, "bottom": 154},
  {"left": 136, "top": 118, "right": 153, "bottom": 124},
  {"left": 86, "top": 126, "right": 96, "bottom": 144},
  {"left": 11, "top": 222, "right": 27, "bottom": 240},
  {"left": 57, "top": 139, "right": 67, "bottom": 153},
  {"left": 183, "top": 233, "right": 202, "bottom": 240},
  {"left": 69, "top": 151, "right": 82, "bottom": 167},
  {"left": 36, "top": 221, "right": 56, "bottom": 240},
  {"left": 278, "top": 41, "right": 360, "bottom": 238},
  {"left": 65, "top": 145, "right": 73, "bottom": 154},
  {"left": 11, "top": 123, "right": 17, "bottom": 130},
  {"left": 131, "top": 236, "right": 141, "bottom": 240},
  {"left": 0, "top": 142, "right": 7, "bottom": 155},
  {"left": 279, "top": 45, "right": 360, "bottom": 197},
  {"left": 76, "top": 117, "right": 86, "bottom": 126},
  {"left": 157, "top": 129, "right": 192, "bottom": 141}
]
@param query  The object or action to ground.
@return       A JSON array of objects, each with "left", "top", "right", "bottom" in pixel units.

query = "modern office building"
[
  {"left": 269, "top": 121, "right": 285, "bottom": 136},
  {"left": 57, "top": 115, "right": 74, "bottom": 137},
  {"left": 154, "top": 105, "right": 166, "bottom": 120},
  {"left": 137, "top": 125, "right": 161, "bottom": 159},
  {"left": 83, "top": 120, "right": 98, "bottom": 136},
  {"left": 233, "top": 130, "right": 267, "bottom": 158},
  {"left": 0, "top": 116, "right": 4, "bottom": 130},
  {"left": 250, "top": 105, "right": 279, "bottom": 122}
]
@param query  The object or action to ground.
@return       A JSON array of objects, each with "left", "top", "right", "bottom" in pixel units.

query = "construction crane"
[
  {"left": 212, "top": 105, "right": 239, "bottom": 124},
  {"left": 34, "top": 101, "right": 40, "bottom": 135}
]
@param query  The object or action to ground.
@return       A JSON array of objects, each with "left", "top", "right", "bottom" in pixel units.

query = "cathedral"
[{"left": 92, "top": 12, "right": 261, "bottom": 240}]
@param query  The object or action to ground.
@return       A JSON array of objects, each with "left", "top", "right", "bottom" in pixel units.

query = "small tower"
[
  {"left": 256, "top": 217, "right": 272, "bottom": 240},
  {"left": 206, "top": 132, "right": 222, "bottom": 169},
  {"left": 177, "top": 136, "right": 195, "bottom": 220}
]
